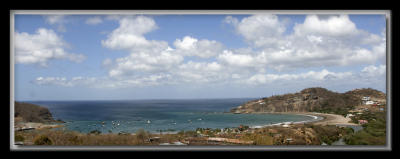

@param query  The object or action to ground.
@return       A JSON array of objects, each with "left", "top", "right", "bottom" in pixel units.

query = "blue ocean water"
[{"left": 27, "top": 99, "right": 316, "bottom": 134}]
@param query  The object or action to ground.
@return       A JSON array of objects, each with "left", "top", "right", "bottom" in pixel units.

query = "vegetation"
[
  {"left": 308, "top": 125, "right": 342, "bottom": 145},
  {"left": 344, "top": 112, "right": 386, "bottom": 145},
  {"left": 15, "top": 134, "right": 25, "bottom": 142},
  {"left": 240, "top": 133, "right": 273, "bottom": 145},
  {"left": 232, "top": 87, "right": 385, "bottom": 114},
  {"left": 89, "top": 130, "right": 102, "bottom": 135},
  {"left": 135, "top": 129, "right": 149, "bottom": 144},
  {"left": 34, "top": 135, "right": 53, "bottom": 145},
  {"left": 14, "top": 102, "right": 57, "bottom": 123}
]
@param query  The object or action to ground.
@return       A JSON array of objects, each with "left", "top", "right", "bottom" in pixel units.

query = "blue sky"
[{"left": 14, "top": 14, "right": 387, "bottom": 101}]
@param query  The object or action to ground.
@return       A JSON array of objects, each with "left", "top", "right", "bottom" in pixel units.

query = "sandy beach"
[
  {"left": 15, "top": 122, "right": 64, "bottom": 130},
  {"left": 252, "top": 112, "right": 359, "bottom": 126},
  {"left": 305, "top": 112, "right": 359, "bottom": 126}
]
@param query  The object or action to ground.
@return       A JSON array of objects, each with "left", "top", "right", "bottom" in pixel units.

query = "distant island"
[{"left": 13, "top": 87, "right": 387, "bottom": 146}]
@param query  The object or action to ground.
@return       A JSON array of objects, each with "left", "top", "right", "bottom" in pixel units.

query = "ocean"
[{"left": 27, "top": 99, "right": 318, "bottom": 134}]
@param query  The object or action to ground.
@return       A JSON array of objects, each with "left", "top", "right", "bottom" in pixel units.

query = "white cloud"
[
  {"left": 217, "top": 50, "right": 257, "bottom": 68},
  {"left": 102, "top": 16, "right": 229, "bottom": 83},
  {"left": 108, "top": 51, "right": 183, "bottom": 77},
  {"left": 15, "top": 28, "right": 86, "bottom": 66},
  {"left": 34, "top": 76, "right": 97, "bottom": 87},
  {"left": 45, "top": 15, "right": 66, "bottom": 25},
  {"left": 44, "top": 15, "right": 68, "bottom": 32},
  {"left": 86, "top": 16, "right": 103, "bottom": 25},
  {"left": 246, "top": 69, "right": 353, "bottom": 85},
  {"left": 33, "top": 74, "right": 174, "bottom": 89},
  {"left": 101, "top": 16, "right": 168, "bottom": 53},
  {"left": 293, "top": 15, "right": 358, "bottom": 37},
  {"left": 225, "top": 14, "right": 386, "bottom": 71},
  {"left": 176, "top": 61, "right": 226, "bottom": 83},
  {"left": 361, "top": 65, "right": 386, "bottom": 76},
  {"left": 224, "top": 14, "right": 286, "bottom": 48},
  {"left": 173, "top": 36, "right": 224, "bottom": 58},
  {"left": 37, "top": 14, "right": 384, "bottom": 89}
]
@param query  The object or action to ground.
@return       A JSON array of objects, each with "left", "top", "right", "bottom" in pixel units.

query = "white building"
[
  {"left": 362, "top": 96, "right": 370, "bottom": 101},
  {"left": 366, "top": 101, "right": 374, "bottom": 105},
  {"left": 346, "top": 114, "right": 355, "bottom": 118}
]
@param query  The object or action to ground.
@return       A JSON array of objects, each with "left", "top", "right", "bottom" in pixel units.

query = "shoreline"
[
  {"left": 15, "top": 112, "right": 358, "bottom": 135},
  {"left": 250, "top": 112, "right": 360, "bottom": 126}
]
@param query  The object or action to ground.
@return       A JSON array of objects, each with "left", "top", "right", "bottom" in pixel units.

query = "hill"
[
  {"left": 14, "top": 102, "right": 57, "bottom": 123},
  {"left": 230, "top": 87, "right": 386, "bottom": 114}
]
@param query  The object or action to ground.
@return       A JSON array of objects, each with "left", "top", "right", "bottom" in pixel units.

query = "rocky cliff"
[
  {"left": 230, "top": 87, "right": 386, "bottom": 114},
  {"left": 14, "top": 102, "right": 57, "bottom": 123}
]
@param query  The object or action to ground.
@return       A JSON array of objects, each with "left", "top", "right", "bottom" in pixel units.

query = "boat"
[{"left": 147, "top": 120, "right": 151, "bottom": 124}]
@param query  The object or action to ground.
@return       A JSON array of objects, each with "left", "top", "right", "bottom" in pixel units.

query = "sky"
[{"left": 13, "top": 13, "right": 387, "bottom": 101}]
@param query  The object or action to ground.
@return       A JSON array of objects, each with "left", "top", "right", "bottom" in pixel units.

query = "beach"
[
  {"left": 305, "top": 112, "right": 359, "bottom": 126},
  {"left": 252, "top": 112, "right": 359, "bottom": 126}
]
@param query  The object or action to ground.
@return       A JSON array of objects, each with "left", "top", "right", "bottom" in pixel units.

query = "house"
[
  {"left": 346, "top": 114, "right": 355, "bottom": 118},
  {"left": 358, "top": 120, "right": 368, "bottom": 124},
  {"left": 362, "top": 96, "right": 370, "bottom": 101},
  {"left": 365, "top": 101, "right": 374, "bottom": 105}
]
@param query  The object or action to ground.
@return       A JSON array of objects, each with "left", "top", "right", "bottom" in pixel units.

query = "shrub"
[
  {"left": 68, "top": 135, "right": 83, "bottom": 145},
  {"left": 34, "top": 135, "right": 53, "bottom": 145},
  {"left": 15, "top": 134, "right": 25, "bottom": 142},
  {"left": 135, "top": 129, "right": 148, "bottom": 143},
  {"left": 89, "top": 130, "right": 101, "bottom": 135},
  {"left": 344, "top": 116, "right": 386, "bottom": 145}
]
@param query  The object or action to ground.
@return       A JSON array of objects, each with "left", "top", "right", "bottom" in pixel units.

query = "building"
[
  {"left": 346, "top": 114, "right": 355, "bottom": 118},
  {"left": 358, "top": 120, "right": 368, "bottom": 124},
  {"left": 365, "top": 101, "right": 374, "bottom": 105},
  {"left": 362, "top": 96, "right": 370, "bottom": 101}
]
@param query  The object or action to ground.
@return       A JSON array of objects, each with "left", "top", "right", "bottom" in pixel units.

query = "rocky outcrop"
[
  {"left": 231, "top": 87, "right": 386, "bottom": 114},
  {"left": 14, "top": 102, "right": 58, "bottom": 123}
]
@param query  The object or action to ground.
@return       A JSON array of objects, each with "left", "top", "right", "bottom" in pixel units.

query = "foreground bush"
[{"left": 34, "top": 135, "right": 53, "bottom": 145}]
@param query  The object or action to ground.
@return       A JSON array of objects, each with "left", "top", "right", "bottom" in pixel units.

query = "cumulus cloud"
[
  {"left": 176, "top": 61, "right": 227, "bottom": 83},
  {"left": 217, "top": 50, "right": 257, "bottom": 68},
  {"left": 102, "top": 16, "right": 228, "bottom": 82},
  {"left": 108, "top": 51, "right": 183, "bottom": 77},
  {"left": 224, "top": 14, "right": 286, "bottom": 48},
  {"left": 34, "top": 14, "right": 384, "bottom": 89},
  {"left": 101, "top": 16, "right": 168, "bottom": 53},
  {"left": 173, "top": 36, "right": 224, "bottom": 58},
  {"left": 293, "top": 15, "right": 358, "bottom": 37},
  {"left": 224, "top": 14, "right": 386, "bottom": 71},
  {"left": 361, "top": 65, "right": 386, "bottom": 77},
  {"left": 85, "top": 16, "right": 103, "bottom": 25},
  {"left": 15, "top": 28, "right": 86, "bottom": 66}
]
